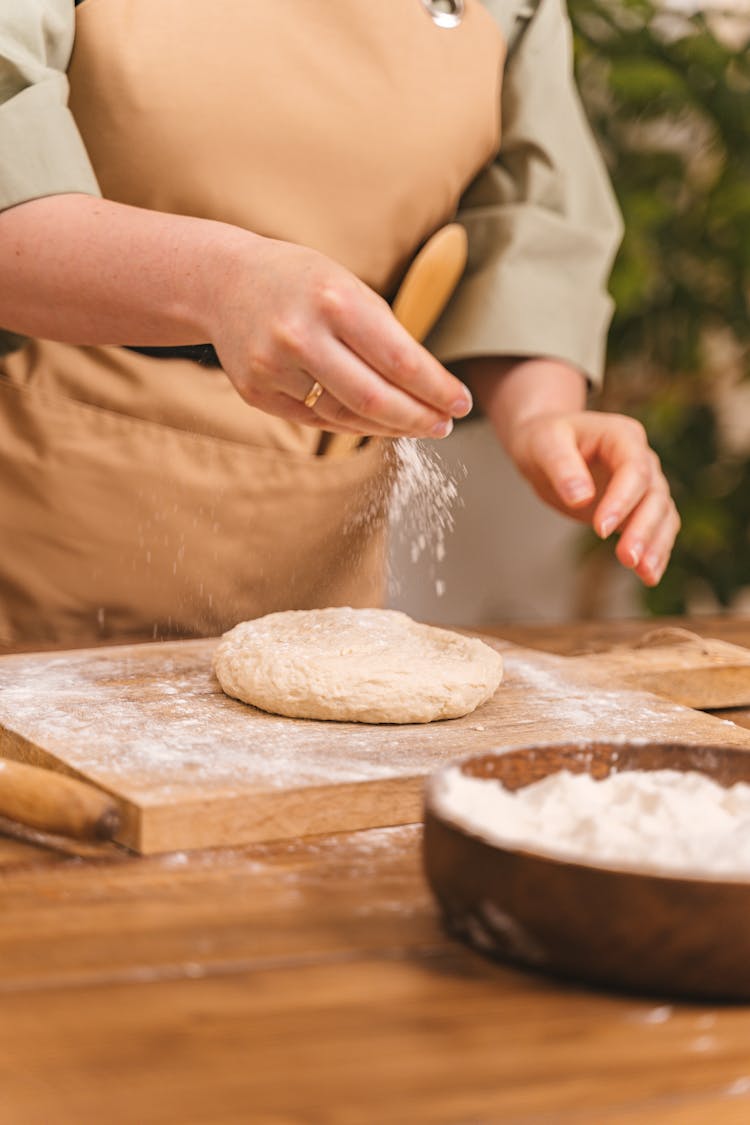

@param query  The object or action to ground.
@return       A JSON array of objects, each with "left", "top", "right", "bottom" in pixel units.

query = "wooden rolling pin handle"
[
  {"left": 0, "top": 758, "right": 121, "bottom": 841},
  {"left": 93, "top": 804, "right": 122, "bottom": 842}
]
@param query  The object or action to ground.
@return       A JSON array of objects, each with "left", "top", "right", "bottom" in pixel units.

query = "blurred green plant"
[{"left": 569, "top": 0, "right": 750, "bottom": 613}]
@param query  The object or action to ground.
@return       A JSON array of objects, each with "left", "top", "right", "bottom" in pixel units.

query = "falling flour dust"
[
  {"left": 341, "top": 437, "right": 463, "bottom": 599},
  {"left": 386, "top": 438, "right": 463, "bottom": 598}
]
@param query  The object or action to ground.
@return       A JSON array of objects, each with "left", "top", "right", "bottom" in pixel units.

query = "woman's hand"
[
  {"left": 462, "top": 356, "right": 680, "bottom": 587},
  {"left": 505, "top": 409, "right": 680, "bottom": 586},
  {"left": 0, "top": 195, "right": 472, "bottom": 437},
  {"left": 211, "top": 235, "right": 473, "bottom": 437}
]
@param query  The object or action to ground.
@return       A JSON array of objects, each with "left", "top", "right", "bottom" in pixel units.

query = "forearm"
[
  {"left": 0, "top": 193, "right": 249, "bottom": 345},
  {"left": 0, "top": 192, "right": 469, "bottom": 439},
  {"left": 459, "top": 355, "right": 588, "bottom": 449}
]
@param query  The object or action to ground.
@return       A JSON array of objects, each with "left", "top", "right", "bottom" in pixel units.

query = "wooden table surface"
[{"left": 3, "top": 615, "right": 750, "bottom": 1125}]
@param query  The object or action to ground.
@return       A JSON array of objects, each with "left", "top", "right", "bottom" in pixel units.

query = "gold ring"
[{"left": 303, "top": 380, "right": 324, "bottom": 410}]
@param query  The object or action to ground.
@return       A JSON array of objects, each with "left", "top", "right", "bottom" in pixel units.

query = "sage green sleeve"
[
  {"left": 0, "top": 0, "right": 100, "bottom": 213},
  {"left": 428, "top": 0, "right": 624, "bottom": 386}
]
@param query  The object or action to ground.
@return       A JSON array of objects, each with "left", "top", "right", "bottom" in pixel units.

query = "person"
[{"left": 0, "top": 0, "right": 679, "bottom": 651}]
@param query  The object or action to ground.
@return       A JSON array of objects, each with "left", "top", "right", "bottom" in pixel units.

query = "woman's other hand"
[
  {"left": 463, "top": 356, "right": 680, "bottom": 587},
  {"left": 505, "top": 409, "right": 679, "bottom": 586}
]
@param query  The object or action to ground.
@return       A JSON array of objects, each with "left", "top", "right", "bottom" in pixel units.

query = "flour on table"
[
  {"left": 432, "top": 767, "right": 750, "bottom": 877},
  {"left": 213, "top": 607, "right": 503, "bottom": 723}
]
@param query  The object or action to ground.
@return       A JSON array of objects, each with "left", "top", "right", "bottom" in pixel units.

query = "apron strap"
[{"left": 127, "top": 344, "right": 221, "bottom": 367}]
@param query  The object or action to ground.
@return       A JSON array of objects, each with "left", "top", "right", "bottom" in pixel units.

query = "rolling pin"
[
  {"left": 0, "top": 757, "right": 121, "bottom": 841},
  {"left": 319, "top": 222, "right": 469, "bottom": 457},
  {"left": 390, "top": 222, "right": 469, "bottom": 342}
]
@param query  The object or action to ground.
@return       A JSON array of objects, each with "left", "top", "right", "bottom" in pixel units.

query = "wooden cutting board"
[
  {"left": 2, "top": 635, "right": 750, "bottom": 854},
  {"left": 566, "top": 631, "right": 750, "bottom": 709}
]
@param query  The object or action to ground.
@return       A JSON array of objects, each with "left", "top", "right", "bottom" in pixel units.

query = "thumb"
[{"left": 526, "top": 418, "right": 596, "bottom": 510}]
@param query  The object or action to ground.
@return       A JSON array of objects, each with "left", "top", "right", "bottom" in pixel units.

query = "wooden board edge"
[
  {"left": 133, "top": 775, "right": 427, "bottom": 855},
  {"left": 622, "top": 666, "right": 750, "bottom": 710}
]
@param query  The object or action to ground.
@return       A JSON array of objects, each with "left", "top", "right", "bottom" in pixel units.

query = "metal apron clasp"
[{"left": 420, "top": 0, "right": 465, "bottom": 28}]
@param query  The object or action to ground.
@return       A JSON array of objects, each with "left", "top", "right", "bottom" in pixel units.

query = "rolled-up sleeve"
[
  {"left": 0, "top": 0, "right": 100, "bottom": 213},
  {"left": 428, "top": 0, "right": 623, "bottom": 386}
]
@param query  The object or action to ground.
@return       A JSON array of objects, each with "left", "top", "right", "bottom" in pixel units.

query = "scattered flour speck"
[
  {"left": 690, "top": 1035, "right": 718, "bottom": 1053},
  {"left": 642, "top": 1005, "right": 673, "bottom": 1025},
  {"left": 725, "top": 1077, "right": 750, "bottom": 1097}
]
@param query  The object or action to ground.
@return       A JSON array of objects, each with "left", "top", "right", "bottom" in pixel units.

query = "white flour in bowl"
[{"left": 432, "top": 766, "right": 750, "bottom": 877}]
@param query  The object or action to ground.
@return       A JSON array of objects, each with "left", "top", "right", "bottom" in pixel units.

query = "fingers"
[
  {"left": 613, "top": 476, "right": 681, "bottom": 585},
  {"left": 627, "top": 498, "right": 681, "bottom": 586},
  {"left": 224, "top": 381, "right": 445, "bottom": 440},
  {"left": 590, "top": 422, "right": 680, "bottom": 585},
  {"left": 306, "top": 338, "right": 454, "bottom": 438},
  {"left": 642, "top": 501, "right": 682, "bottom": 585},
  {"left": 589, "top": 418, "right": 654, "bottom": 537},
  {"left": 239, "top": 387, "right": 364, "bottom": 433},
  {"left": 311, "top": 389, "right": 450, "bottom": 438},
  {"left": 242, "top": 298, "right": 461, "bottom": 437},
  {"left": 265, "top": 349, "right": 455, "bottom": 438},
  {"left": 326, "top": 282, "right": 473, "bottom": 419},
  {"left": 512, "top": 410, "right": 680, "bottom": 588},
  {"left": 518, "top": 417, "right": 597, "bottom": 509},
  {"left": 217, "top": 241, "right": 473, "bottom": 435}
]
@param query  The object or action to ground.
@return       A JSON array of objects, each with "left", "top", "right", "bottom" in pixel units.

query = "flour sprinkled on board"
[
  {"left": 505, "top": 651, "right": 686, "bottom": 737},
  {"left": 1, "top": 642, "right": 750, "bottom": 819}
]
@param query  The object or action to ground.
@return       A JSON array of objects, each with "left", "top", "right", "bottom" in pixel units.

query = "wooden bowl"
[{"left": 423, "top": 742, "right": 750, "bottom": 999}]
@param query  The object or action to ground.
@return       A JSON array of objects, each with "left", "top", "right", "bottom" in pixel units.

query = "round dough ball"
[{"left": 213, "top": 607, "right": 503, "bottom": 724}]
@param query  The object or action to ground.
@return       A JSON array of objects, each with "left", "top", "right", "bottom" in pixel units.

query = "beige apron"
[{"left": 0, "top": 0, "right": 504, "bottom": 650}]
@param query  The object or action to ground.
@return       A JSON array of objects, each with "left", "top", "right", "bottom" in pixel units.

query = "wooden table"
[{"left": 3, "top": 616, "right": 750, "bottom": 1125}]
